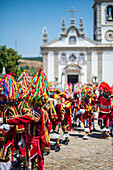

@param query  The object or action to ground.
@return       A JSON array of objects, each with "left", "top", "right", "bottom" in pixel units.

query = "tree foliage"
[{"left": 0, "top": 45, "right": 21, "bottom": 74}]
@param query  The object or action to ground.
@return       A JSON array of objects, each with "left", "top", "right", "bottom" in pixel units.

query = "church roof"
[
  {"left": 41, "top": 34, "right": 97, "bottom": 48},
  {"left": 41, "top": 24, "right": 97, "bottom": 48}
]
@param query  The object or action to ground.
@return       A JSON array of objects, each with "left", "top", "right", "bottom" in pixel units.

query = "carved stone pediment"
[
  {"left": 64, "top": 63, "right": 82, "bottom": 74},
  {"left": 64, "top": 63, "right": 82, "bottom": 70}
]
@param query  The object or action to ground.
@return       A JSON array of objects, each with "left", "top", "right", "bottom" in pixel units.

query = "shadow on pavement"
[
  {"left": 50, "top": 138, "right": 56, "bottom": 142},
  {"left": 89, "top": 132, "right": 103, "bottom": 139},
  {"left": 69, "top": 133, "right": 83, "bottom": 138},
  {"left": 73, "top": 128, "right": 84, "bottom": 132},
  {"left": 50, "top": 143, "right": 55, "bottom": 150}
]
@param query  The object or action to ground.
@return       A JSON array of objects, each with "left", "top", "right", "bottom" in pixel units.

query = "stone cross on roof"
[{"left": 69, "top": 7, "right": 76, "bottom": 18}]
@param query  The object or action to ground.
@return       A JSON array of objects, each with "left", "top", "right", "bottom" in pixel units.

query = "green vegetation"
[
  {"left": 0, "top": 45, "right": 43, "bottom": 77},
  {"left": 21, "top": 57, "right": 43, "bottom": 62},
  {"left": 20, "top": 66, "right": 41, "bottom": 76},
  {"left": 0, "top": 45, "right": 21, "bottom": 74}
]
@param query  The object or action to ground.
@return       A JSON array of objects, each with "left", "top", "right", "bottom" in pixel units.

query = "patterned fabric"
[
  {"left": 44, "top": 101, "right": 57, "bottom": 120},
  {"left": 2, "top": 103, "right": 50, "bottom": 169},
  {"left": 81, "top": 98, "right": 93, "bottom": 115},
  {"left": 99, "top": 96, "right": 112, "bottom": 114}
]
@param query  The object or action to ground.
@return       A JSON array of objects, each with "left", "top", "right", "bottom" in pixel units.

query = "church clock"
[{"left": 105, "top": 30, "right": 113, "bottom": 41}]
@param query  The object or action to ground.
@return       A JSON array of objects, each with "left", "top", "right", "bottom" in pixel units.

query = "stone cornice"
[
  {"left": 86, "top": 51, "right": 92, "bottom": 55},
  {"left": 41, "top": 45, "right": 113, "bottom": 52},
  {"left": 65, "top": 69, "right": 81, "bottom": 73},
  {"left": 41, "top": 37, "right": 62, "bottom": 46},
  {"left": 93, "top": 0, "right": 113, "bottom": 8},
  {"left": 101, "top": 24, "right": 113, "bottom": 26},
  {"left": 84, "top": 37, "right": 97, "bottom": 45},
  {"left": 41, "top": 51, "right": 48, "bottom": 55},
  {"left": 97, "top": 51, "right": 103, "bottom": 54},
  {"left": 54, "top": 51, "right": 59, "bottom": 55}
]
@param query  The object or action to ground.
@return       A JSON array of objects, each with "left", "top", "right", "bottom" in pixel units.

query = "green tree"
[{"left": 0, "top": 45, "right": 21, "bottom": 74}]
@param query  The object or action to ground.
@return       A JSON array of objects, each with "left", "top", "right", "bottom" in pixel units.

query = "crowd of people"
[{"left": 0, "top": 69, "right": 113, "bottom": 170}]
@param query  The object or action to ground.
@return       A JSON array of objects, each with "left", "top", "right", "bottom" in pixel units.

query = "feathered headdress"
[
  {"left": 17, "top": 70, "right": 31, "bottom": 93},
  {"left": 22, "top": 68, "right": 50, "bottom": 105},
  {"left": 82, "top": 84, "right": 93, "bottom": 98},
  {"left": 99, "top": 81, "right": 112, "bottom": 94},
  {"left": 0, "top": 72, "right": 21, "bottom": 100}
]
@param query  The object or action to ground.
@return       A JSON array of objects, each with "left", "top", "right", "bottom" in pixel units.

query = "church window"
[
  {"left": 69, "top": 36, "right": 76, "bottom": 44},
  {"left": 79, "top": 53, "right": 85, "bottom": 64},
  {"left": 69, "top": 54, "right": 76, "bottom": 61},
  {"left": 106, "top": 5, "right": 113, "bottom": 21},
  {"left": 61, "top": 54, "right": 66, "bottom": 64}
]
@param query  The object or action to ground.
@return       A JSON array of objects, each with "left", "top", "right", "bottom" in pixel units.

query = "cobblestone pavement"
[{"left": 44, "top": 121, "right": 113, "bottom": 170}]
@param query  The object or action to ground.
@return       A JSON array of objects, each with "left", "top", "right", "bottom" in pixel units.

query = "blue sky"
[{"left": 0, "top": 0, "right": 94, "bottom": 57}]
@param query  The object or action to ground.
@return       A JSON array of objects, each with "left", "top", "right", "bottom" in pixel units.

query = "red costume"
[
  {"left": 98, "top": 82, "right": 112, "bottom": 138},
  {"left": 2, "top": 102, "right": 50, "bottom": 170}
]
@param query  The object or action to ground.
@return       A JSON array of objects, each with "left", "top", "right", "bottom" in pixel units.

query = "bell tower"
[{"left": 93, "top": 0, "right": 113, "bottom": 43}]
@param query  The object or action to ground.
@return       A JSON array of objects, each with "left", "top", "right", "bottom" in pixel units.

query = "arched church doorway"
[{"left": 68, "top": 75, "right": 78, "bottom": 84}]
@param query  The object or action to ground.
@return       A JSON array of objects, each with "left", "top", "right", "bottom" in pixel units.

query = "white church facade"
[{"left": 41, "top": 0, "right": 113, "bottom": 87}]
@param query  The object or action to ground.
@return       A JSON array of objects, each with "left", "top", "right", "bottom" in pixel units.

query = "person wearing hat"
[
  {"left": 98, "top": 82, "right": 112, "bottom": 138},
  {"left": 52, "top": 93, "right": 65, "bottom": 152},
  {"left": 0, "top": 86, "right": 15, "bottom": 170},
  {"left": 0, "top": 69, "right": 50, "bottom": 170},
  {"left": 61, "top": 98, "right": 72, "bottom": 145},
  {"left": 0, "top": 73, "right": 28, "bottom": 169},
  {"left": 91, "top": 85, "right": 98, "bottom": 132},
  {"left": 78, "top": 85, "right": 94, "bottom": 140},
  {"left": 0, "top": 99, "right": 45, "bottom": 169},
  {"left": 109, "top": 91, "right": 113, "bottom": 136}
]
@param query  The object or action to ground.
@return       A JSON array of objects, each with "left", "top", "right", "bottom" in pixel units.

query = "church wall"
[
  {"left": 58, "top": 64, "right": 65, "bottom": 84},
  {"left": 92, "top": 51, "right": 98, "bottom": 79},
  {"left": 102, "top": 51, "right": 113, "bottom": 86},
  {"left": 58, "top": 51, "right": 66, "bottom": 84},
  {"left": 80, "top": 65, "right": 87, "bottom": 84},
  {"left": 79, "top": 51, "right": 87, "bottom": 84},
  {"left": 101, "top": 3, "right": 107, "bottom": 25},
  {"left": 47, "top": 51, "right": 54, "bottom": 82},
  {"left": 58, "top": 50, "right": 88, "bottom": 84}
]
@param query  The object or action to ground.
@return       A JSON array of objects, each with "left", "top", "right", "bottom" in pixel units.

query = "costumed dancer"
[
  {"left": 0, "top": 72, "right": 24, "bottom": 169},
  {"left": 0, "top": 68, "right": 50, "bottom": 170},
  {"left": 47, "top": 83, "right": 59, "bottom": 134},
  {"left": 73, "top": 90, "right": 83, "bottom": 128},
  {"left": 0, "top": 87, "right": 13, "bottom": 170},
  {"left": 79, "top": 85, "right": 94, "bottom": 140},
  {"left": 109, "top": 90, "right": 113, "bottom": 136},
  {"left": 62, "top": 94, "right": 73, "bottom": 145},
  {"left": 42, "top": 96, "right": 58, "bottom": 155},
  {"left": 98, "top": 82, "right": 112, "bottom": 138},
  {"left": 52, "top": 93, "right": 65, "bottom": 152},
  {"left": 73, "top": 83, "right": 83, "bottom": 128},
  {"left": 91, "top": 85, "right": 98, "bottom": 131}
]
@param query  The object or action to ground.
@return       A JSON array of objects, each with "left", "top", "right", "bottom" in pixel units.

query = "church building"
[{"left": 40, "top": 0, "right": 113, "bottom": 87}]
